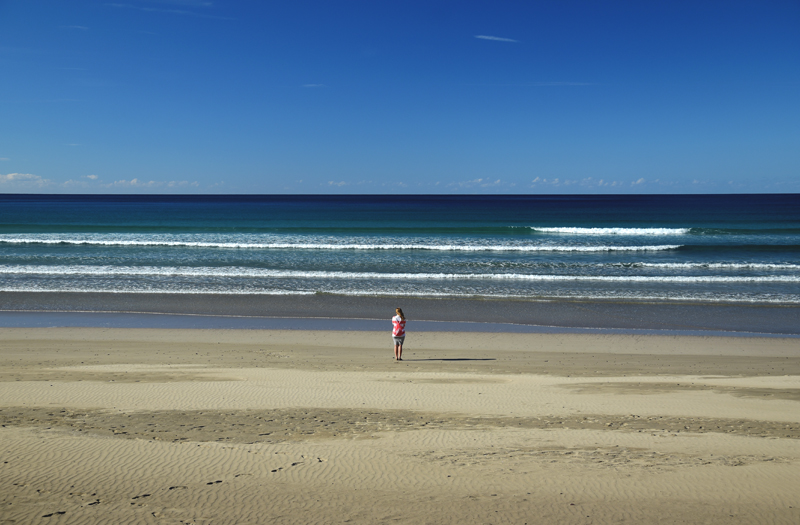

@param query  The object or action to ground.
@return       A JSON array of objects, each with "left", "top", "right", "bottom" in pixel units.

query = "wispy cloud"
[
  {"left": 106, "top": 2, "right": 234, "bottom": 20},
  {"left": 147, "top": 0, "right": 213, "bottom": 6},
  {"left": 61, "top": 25, "right": 89, "bottom": 30},
  {"left": 448, "top": 178, "right": 507, "bottom": 189},
  {"left": 468, "top": 81, "right": 594, "bottom": 87},
  {"left": 110, "top": 178, "right": 199, "bottom": 188},
  {"left": 475, "top": 35, "right": 518, "bottom": 43},
  {"left": 528, "top": 82, "right": 593, "bottom": 87},
  {"left": 0, "top": 173, "right": 54, "bottom": 188},
  {"left": 0, "top": 46, "right": 46, "bottom": 55},
  {"left": 1, "top": 172, "right": 206, "bottom": 192},
  {"left": 532, "top": 176, "right": 651, "bottom": 188},
  {"left": 302, "top": 84, "right": 325, "bottom": 88},
  {"left": 0, "top": 158, "right": 9, "bottom": 161},
  {"left": 531, "top": 177, "right": 561, "bottom": 185}
]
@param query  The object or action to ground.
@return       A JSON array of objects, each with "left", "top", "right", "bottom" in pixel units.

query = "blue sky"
[{"left": 1, "top": 0, "right": 798, "bottom": 194}]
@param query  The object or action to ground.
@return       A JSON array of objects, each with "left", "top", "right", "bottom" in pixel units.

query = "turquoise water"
[{"left": 1, "top": 194, "right": 799, "bottom": 304}]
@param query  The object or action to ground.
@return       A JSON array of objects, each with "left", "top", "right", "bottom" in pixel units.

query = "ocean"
[{"left": 1, "top": 194, "right": 799, "bottom": 305}]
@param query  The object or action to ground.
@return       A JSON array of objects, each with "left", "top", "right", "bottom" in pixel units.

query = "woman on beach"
[{"left": 392, "top": 308, "right": 406, "bottom": 361}]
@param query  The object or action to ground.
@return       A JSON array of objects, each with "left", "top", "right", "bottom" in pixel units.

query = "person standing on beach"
[{"left": 392, "top": 308, "right": 406, "bottom": 361}]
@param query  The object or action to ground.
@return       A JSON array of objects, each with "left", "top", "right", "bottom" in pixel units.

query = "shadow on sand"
[{"left": 406, "top": 358, "right": 497, "bottom": 362}]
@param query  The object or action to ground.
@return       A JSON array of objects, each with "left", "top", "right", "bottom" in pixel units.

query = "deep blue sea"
[{"left": 1, "top": 194, "right": 798, "bottom": 304}]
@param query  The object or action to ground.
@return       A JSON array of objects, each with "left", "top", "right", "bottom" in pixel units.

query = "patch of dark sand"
[
  {"left": 502, "top": 353, "right": 800, "bottom": 378},
  {"left": 2, "top": 407, "right": 799, "bottom": 443},
  {"left": 0, "top": 370, "right": 237, "bottom": 383},
  {"left": 566, "top": 382, "right": 800, "bottom": 402},
  {"left": 382, "top": 378, "right": 510, "bottom": 385},
  {"left": 415, "top": 446, "right": 789, "bottom": 472}
]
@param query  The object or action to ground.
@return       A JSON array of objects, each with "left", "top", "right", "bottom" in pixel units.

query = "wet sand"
[
  {"left": 1, "top": 328, "right": 799, "bottom": 524},
  {"left": 3, "top": 290, "right": 800, "bottom": 334}
]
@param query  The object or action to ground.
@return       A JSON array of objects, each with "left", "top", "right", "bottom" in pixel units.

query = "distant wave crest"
[
  {"left": 0, "top": 237, "right": 681, "bottom": 252},
  {"left": 634, "top": 262, "right": 800, "bottom": 270},
  {"left": 1, "top": 287, "right": 797, "bottom": 304},
  {"left": 2, "top": 265, "right": 797, "bottom": 283},
  {"left": 530, "top": 227, "right": 690, "bottom": 235}
]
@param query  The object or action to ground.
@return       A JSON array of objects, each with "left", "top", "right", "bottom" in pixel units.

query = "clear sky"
[{"left": 1, "top": 0, "right": 798, "bottom": 194}]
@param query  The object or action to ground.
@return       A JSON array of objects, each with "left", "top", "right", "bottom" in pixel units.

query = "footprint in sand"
[
  {"left": 42, "top": 511, "right": 66, "bottom": 517},
  {"left": 206, "top": 480, "right": 223, "bottom": 485},
  {"left": 132, "top": 494, "right": 151, "bottom": 499}
]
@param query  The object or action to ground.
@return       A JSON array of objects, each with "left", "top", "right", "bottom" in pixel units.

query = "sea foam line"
[
  {"left": 1, "top": 287, "right": 798, "bottom": 305},
  {"left": 0, "top": 287, "right": 315, "bottom": 296},
  {"left": 530, "top": 227, "right": 690, "bottom": 235},
  {"left": 2, "top": 265, "right": 798, "bottom": 283},
  {"left": 635, "top": 262, "right": 800, "bottom": 270},
  {"left": 0, "top": 238, "right": 681, "bottom": 252}
]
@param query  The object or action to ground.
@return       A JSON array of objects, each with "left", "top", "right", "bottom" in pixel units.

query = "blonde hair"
[{"left": 395, "top": 308, "right": 405, "bottom": 320}]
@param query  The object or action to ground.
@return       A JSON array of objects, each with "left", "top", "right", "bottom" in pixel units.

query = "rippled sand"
[{"left": 1, "top": 328, "right": 799, "bottom": 524}]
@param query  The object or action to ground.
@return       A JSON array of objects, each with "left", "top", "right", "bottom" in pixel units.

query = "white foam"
[
  {"left": 2, "top": 287, "right": 797, "bottom": 304},
  {"left": 0, "top": 286, "right": 315, "bottom": 295},
  {"left": 0, "top": 237, "right": 681, "bottom": 252},
  {"left": 636, "top": 262, "right": 800, "bottom": 270},
  {"left": 531, "top": 227, "right": 690, "bottom": 235},
  {"left": 2, "top": 265, "right": 798, "bottom": 283}
]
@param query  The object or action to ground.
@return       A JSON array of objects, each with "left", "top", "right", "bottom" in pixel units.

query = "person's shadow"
[{"left": 406, "top": 358, "right": 496, "bottom": 362}]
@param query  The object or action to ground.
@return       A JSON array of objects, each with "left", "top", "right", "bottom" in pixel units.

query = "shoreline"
[
  {"left": 1, "top": 290, "right": 799, "bottom": 335},
  {"left": 1, "top": 311, "right": 799, "bottom": 338}
]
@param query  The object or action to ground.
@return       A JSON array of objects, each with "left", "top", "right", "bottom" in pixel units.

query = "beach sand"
[{"left": 1, "top": 328, "right": 799, "bottom": 524}]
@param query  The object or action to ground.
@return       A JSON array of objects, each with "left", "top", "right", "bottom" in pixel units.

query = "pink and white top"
[{"left": 392, "top": 315, "right": 406, "bottom": 337}]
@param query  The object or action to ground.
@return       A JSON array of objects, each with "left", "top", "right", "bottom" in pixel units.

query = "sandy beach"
[{"left": 0, "top": 327, "right": 798, "bottom": 524}]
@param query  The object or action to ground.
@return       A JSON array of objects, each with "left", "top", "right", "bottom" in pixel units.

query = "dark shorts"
[{"left": 393, "top": 336, "right": 405, "bottom": 345}]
